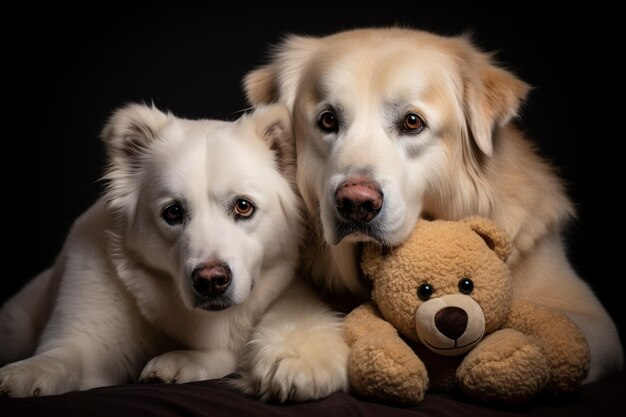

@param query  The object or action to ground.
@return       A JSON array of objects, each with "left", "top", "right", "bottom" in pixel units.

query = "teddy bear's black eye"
[
  {"left": 458, "top": 278, "right": 474, "bottom": 294},
  {"left": 417, "top": 283, "right": 433, "bottom": 301}
]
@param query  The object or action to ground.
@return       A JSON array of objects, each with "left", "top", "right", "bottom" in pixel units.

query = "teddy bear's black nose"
[{"left": 434, "top": 306, "right": 468, "bottom": 340}]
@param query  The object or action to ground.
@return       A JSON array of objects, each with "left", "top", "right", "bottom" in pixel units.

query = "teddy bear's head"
[{"left": 361, "top": 216, "right": 512, "bottom": 357}]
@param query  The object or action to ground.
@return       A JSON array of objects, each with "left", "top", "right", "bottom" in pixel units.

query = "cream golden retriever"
[{"left": 243, "top": 27, "right": 623, "bottom": 382}]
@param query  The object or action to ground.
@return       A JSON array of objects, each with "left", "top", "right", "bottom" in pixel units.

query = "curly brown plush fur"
[{"left": 344, "top": 217, "right": 590, "bottom": 405}]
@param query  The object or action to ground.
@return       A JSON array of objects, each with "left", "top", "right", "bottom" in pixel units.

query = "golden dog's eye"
[
  {"left": 403, "top": 113, "right": 425, "bottom": 133},
  {"left": 417, "top": 283, "right": 433, "bottom": 301},
  {"left": 317, "top": 110, "right": 339, "bottom": 133},
  {"left": 234, "top": 198, "right": 255, "bottom": 219},
  {"left": 162, "top": 201, "right": 185, "bottom": 225}
]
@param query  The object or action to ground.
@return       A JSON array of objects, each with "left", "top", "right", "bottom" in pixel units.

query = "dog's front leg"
[
  {"left": 0, "top": 346, "right": 81, "bottom": 397},
  {"left": 139, "top": 349, "right": 237, "bottom": 384},
  {"left": 234, "top": 280, "right": 349, "bottom": 403}
]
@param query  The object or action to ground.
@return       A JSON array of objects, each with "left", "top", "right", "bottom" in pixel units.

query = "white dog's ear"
[
  {"left": 462, "top": 40, "right": 531, "bottom": 157},
  {"left": 101, "top": 102, "right": 170, "bottom": 165},
  {"left": 248, "top": 104, "right": 295, "bottom": 175},
  {"left": 243, "top": 35, "right": 321, "bottom": 109},
  {"left": 101, "top": 103, "right": 170, "bottom": 212}
]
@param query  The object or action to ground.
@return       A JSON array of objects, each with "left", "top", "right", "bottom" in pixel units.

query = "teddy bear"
[{"left": 344, "top": 216, "right": 590, "bottom": 405}]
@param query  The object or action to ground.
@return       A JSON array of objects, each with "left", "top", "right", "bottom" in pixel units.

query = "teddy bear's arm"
[
  {"left": 456, "top": 327, "right": 550, "bottom": 404},
  {"left": 504, "top": 299, "right": 591, "bottom": 392},
  {"left": 343, "top": 302, "right": 429, "bottom": 405},
  {"left": 344, "top": 302, "right": 400, "bottom": 346}
]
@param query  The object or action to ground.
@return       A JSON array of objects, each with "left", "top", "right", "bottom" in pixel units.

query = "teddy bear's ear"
[
  {"left": 361, "top": 243, "right": 387, "bottom": 280},
  {"left": 462, "top": 216, "right": 512, "bottom": 261}
]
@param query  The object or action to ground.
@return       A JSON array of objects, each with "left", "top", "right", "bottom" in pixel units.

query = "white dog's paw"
[
  {"left": 0, "top": 356, "right": 78, "bottom": 397},
  {"left": 139, "top": 350, "right": 236, "bottom": 384},
  {"left": 235, "top": 326, "right": 349, "bottom": 403}
]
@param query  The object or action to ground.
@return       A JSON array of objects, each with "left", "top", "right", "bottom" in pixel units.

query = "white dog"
[
  {"left": 243, "top": 27, "right": 623, "bottom": 382},
  {"left": 0, "top": 103, "right": 348, "bottom": 401}
]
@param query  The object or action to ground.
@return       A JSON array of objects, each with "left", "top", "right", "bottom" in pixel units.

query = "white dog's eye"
[
  {"left": 162, "top": 202, "right": 185, "bottom": 226},
  {"left": 234, "top": 198, "right": 255, "bottom": 219},
  {"left": 317, "top": 110, "right": 339, "bottom": 134},
  {"left": 402, "top": 113, "right": 426, "bottom": 133}
]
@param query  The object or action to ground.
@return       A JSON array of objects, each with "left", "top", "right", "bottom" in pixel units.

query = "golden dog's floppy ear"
[
  {"left": 243, "top": 35, "right": 321, "bottom": 109},
  {"left": 245, "top": 65, "right": 279, "bottom": 106},
  {"left": 462, "top": 41, "right": 530, "bottom": 157}
]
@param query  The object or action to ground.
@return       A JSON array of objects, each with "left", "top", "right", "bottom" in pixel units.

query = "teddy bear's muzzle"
[{"left": 415, "top": 293, "right": 485, "bottom": 357}]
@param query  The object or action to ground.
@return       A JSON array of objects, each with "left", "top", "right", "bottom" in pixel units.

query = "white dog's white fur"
[
  {"left": 0, "top": 103, "right": 348, "bottom": 400},
  {"left": 244, "top": 27, "right": 623, "bottom": 382}
]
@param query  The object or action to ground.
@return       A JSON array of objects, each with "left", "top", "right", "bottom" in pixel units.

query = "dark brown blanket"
[{"left": 2, "top": 372, "right": 624, "bottom": 417}]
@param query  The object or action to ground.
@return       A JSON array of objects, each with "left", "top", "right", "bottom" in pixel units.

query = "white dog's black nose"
[
  {"left": 192, "top": 262, "right": 232, "bottom": 296},
  {"left": 335, "top": 177, "right": 383, "bottom": 223}
]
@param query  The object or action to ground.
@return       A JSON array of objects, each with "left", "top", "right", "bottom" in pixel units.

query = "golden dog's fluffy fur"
[{"left": 244, "top": 27, "right": 622, "bottom": 382}]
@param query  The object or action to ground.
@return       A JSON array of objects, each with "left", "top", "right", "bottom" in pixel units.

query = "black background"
[{"left": 12, "top": 5, "right": 617, "bottom": 346}]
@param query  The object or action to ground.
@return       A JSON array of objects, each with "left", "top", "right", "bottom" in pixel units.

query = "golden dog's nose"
[{"left": 335, "top": 177, "right": 383, "bottom": 223}]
